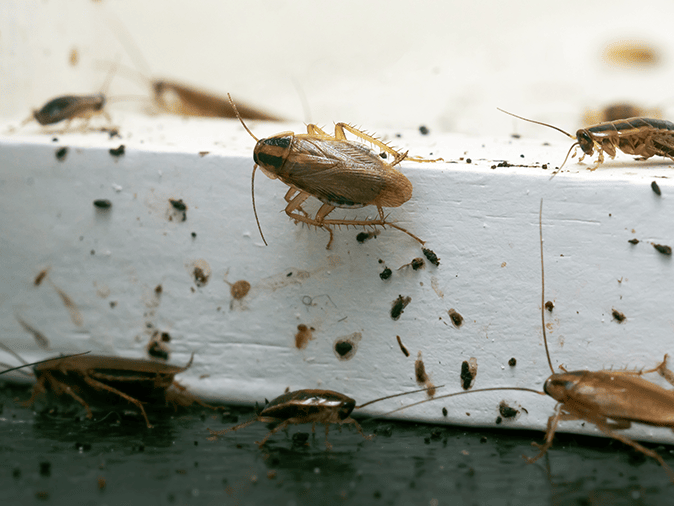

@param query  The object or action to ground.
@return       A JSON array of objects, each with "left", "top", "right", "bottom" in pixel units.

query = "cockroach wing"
[
  {"left": 281, "top": 138, "right": 412, "bottom": 209},
  {"left": 565, "top": 371, "right": 674, "bottom": 426}
]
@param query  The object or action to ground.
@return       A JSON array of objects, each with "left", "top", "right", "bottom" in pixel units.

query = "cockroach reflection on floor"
[
  {"left": 499, "top": 108, "right": 674, "bottom": 177},
  {"left": 228, "top": 94, "right": 442, "bottom": 249},
  {"left": 385, "top": 200, "right": 674, "bottom": 482},
  {"left": 207, "top": 386, "right": 440, "bottom": 450}
]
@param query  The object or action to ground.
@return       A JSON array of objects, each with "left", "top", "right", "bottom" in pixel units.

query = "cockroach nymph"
[
  {"left": 228, "top": 94, "right": 442, "bottom": 249},
  {"left": 207, "top": 386, "right": 439, "bottom": 450},
  {"left": 499, "top": 108, "right": 674, "bottom": 177}
]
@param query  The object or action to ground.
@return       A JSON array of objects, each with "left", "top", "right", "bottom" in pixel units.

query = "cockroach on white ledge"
[
  {"left": 207, "top": 385, "right": 440, "bottom": 450},
  {"left": 385, "top": 200, "right": 674, "bottom": 482},
  {"left": 499, "top": 108, "right": 674, "bottom": 177},
  {"left": 228, "top": 93, "right": 443, "bottom": 249}
]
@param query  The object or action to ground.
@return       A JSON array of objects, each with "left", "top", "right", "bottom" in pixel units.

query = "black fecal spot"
[
  {"left": 653, "top": 243, "right": 672, "bottom": 255},
  {"left": 93, "top": 199, "right": 112, "bottom": 209},
  {"left": 55, "top": 147, "right": 68, "bottom": 161},
  {"left": 499, "top": 401, "right": 519, "bottom": 419},
  {"left": 651, "top": 181, "right": 661, "bottom": 196},
  {"left": 109, "top": 145, "right": 125, "bottom": 157},
  {"left": 335, "top": 341, "right": 353, "bottom": 357},
  {"left": 170, "top": 199, "right": 187, "bottom": 211},
  {"left": 628, "top": 238, "right": 639, "bottom": 245},
  {"left": 419, "top": 125, "right": 429, "bottom": 135},
  {"left": 422, "top": 248, "right": 440, "bottom": 266},
  {"left": 380, "top": 267, "right": 392, "bottom": 280},
  {"left": 333, "top": 332, "right": 361, "bottom": 361},
  {"left": 508, "top": 358, "right": 517, "bottom": 367},
  {"left": 391, "top": 295, "right": 411, "bottom": 320}
]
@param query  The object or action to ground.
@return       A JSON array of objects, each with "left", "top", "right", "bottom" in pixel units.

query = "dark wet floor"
[{"left": 0, "top": 383, "right": 672, "bottom": 506}]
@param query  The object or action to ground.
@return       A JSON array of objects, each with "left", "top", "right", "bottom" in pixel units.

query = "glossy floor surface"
[{"left": 1, "top": 383, "right": 672, "bottom": 506}]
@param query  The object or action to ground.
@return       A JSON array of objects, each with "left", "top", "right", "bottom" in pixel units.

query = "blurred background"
[{"left": 2, "top": 0, "right": 673, "bottom": 135}]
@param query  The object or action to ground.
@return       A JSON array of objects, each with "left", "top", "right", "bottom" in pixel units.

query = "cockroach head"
[
  {"left": 252, "top": 135, "right": 292, "bottom": 176},
  {"left": 338, "top": 397, "right": 357, "bottom": 420},
  {"left": 543, "top": 372, "right": 581, "bottom": 402},
  {"left": 574, "top": 129, "right": 595, "bottom": 156}
]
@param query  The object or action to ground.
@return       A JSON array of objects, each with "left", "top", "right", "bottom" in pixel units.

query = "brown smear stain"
[
  {"left": 229, "top": 280, "right": 251, "bottom": 300},
  {"left": 333, "top": 332, "right": 361, "bottom": 361},
  {"left": 460, "top": 357, "right": 478, "bottom": 390},
  {"left": 294, "top": 324, "right": 315, "bottom": 349},
  {"left": 430, "top": 277, "right": 444, "bottom": 298},
  {"left": 50, "top": 281, "right": 83, "bottom": 326},
  {"left": 16, "top": 315, "right": 50, "bottom": 349},
  {"left": 69, "top": 48, "right": 79, "bottom": 66},
  {"left": 189, "top": 259, "right": 211, "bottom": 287},
  {"left": 396, "top": 335, "right": 410, "bottom": 357},
  {"left": 414, "top": 351, "right": 436, "bottom": 397},
  {"left": 34, "top": 267, "right": 50, "bottom": 286},
  {"left": 448, "top": 308, "right": 463, "bottom": 328}
]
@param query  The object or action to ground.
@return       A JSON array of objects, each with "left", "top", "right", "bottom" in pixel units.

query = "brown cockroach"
[
  {"left": 207, "top": 385, "right": 441, "bottom": 450},
  {"left": 498, "top": 108, "right": 674, "bottom": 177},
  {"left": 386, "top": 200, "right": 674, "bottom": 481},
  {"left": 23, "top": 61, "right": 120, "bottom": 129},
  {"left": 229, "top": 94, "right": 442, "bottom": 249},
  {"left": 18, "top": 352, "right": 215, "bottom": 428}
]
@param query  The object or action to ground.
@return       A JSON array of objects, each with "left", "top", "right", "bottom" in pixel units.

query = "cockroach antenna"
[{"left": 227, "top": 93, "right": 268, "bottom": 246}]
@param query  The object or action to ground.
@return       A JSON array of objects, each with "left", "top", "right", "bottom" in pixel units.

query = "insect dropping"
[
  {"left": 499, "top": 108, "right": 674, "bottom": 177},
  {"left": 229, "top": 94, "right": 442, "bottom": 249}
]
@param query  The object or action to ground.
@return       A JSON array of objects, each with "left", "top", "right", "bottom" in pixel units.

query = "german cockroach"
[
  {"left": 7, "top": 349, "right": 214, "bottom": 428},
  {"left": 499, "top": 108, "right": 674, "bottom": 177},
  {"left": 386, "top": 200, "right": 674, "bottom": 482},
  {"left": 229, "top": 94, "right": 442, "bottom": 249},
  {"left": 207, "top": 385, "right": 440, "bottom": 450},
  {"left": 23, "top": 61, "right": 120, "bottom": 130}
]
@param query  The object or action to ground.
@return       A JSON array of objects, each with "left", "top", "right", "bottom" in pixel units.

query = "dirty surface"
[{"left": 1, "top": 383, "right": 672, "bottom": 506}]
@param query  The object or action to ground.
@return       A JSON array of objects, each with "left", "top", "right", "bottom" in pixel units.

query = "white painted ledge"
[{"left": 1, "top": 112, "right": 673, "bottom": 445}]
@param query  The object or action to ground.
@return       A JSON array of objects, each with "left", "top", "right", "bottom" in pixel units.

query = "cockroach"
[
  {"left": 19, "top": 352, "right": 214, "bottom": 428},
  {"left": 229, "top": 94, "right": 442, "bottom": 249},
  {"left": 207, "top": 385, "right": 440, "bottom": 450},
  {"left": 24, "top": 61, "right": 120, "bottom": 129},
  {"left": 386, "top": 200, "right": 674, "bottom": 482},
  {"left": 499, "top": 108, "right": 674, "bottom": 177}
]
